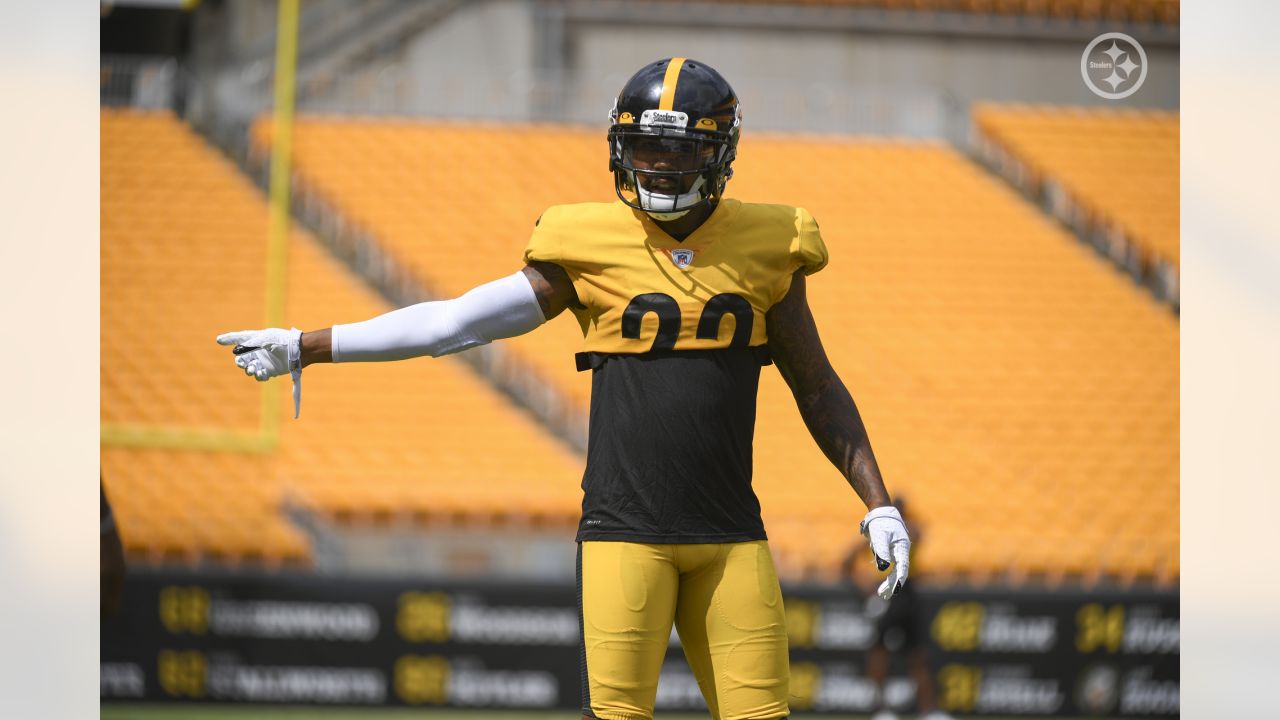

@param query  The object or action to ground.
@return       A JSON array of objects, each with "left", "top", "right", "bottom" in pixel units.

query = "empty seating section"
[
  {"left": 736, "top": 136, "right": 1177, "bottom": 585},
  {"left": 99, "top": 449, "right": 309, "bottom": 567},
  {"left": 974, "top": 104, "right": 1180, "bottom": 270},
  {"left": 268, "top": 117, "right": 1177, "bottom": 585},
  {"left": 103, "top": 109, "right": 300, "bottom": 566},
  {"left": 101, "top": 109, "right": 584, "bottom": 566},
  {"left": 103, "top": 111, "right": 267, "bottom": 434},
  {"left": 249, "top": 118, "right": 609, "bottom": 410}
]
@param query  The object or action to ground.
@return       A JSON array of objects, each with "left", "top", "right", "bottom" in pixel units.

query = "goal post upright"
[
  {"left": 101, "top": 0, "right": 300, "bottom": 455},
  {"left": 261, "top": 0, "right": 300, "bottom": 446}
]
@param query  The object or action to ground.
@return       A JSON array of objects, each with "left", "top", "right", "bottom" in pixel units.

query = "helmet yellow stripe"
[{"left": 657, "top": 57, "right": 686, "bottom": 111}]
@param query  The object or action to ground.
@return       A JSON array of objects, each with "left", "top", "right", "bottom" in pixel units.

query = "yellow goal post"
[{"left": 101, "top": 0, "right": 300, "bottom": 454}]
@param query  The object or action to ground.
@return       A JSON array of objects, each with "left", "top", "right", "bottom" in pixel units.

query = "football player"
[{"left": 218, "top": 57, "right": 911, "bottom": 720}]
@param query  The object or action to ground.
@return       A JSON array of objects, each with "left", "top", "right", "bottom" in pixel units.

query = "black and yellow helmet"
[{"left": 607, "top": 58, "right": 741, "bottom": 219}]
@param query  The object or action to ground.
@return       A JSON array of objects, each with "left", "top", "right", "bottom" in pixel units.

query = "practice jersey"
[{"left": 524, "top": 198, "right": 828, "bottom": 543}]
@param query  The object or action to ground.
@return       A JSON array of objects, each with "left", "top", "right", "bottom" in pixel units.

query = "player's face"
[{"left": 624, "top": 137, "right": 712, "bottom": 194}]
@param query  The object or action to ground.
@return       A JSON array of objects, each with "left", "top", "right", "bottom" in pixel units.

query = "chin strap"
[
  {"left": 638, "top": 174, "right": 707, "bottom": 220},
  {"left": 645, "top": 208, "right": 691, "bottom": 221}
]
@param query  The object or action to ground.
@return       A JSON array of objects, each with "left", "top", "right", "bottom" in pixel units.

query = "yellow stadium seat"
[
  {"left": 102, "top": 109, "right": 585, "bottom": 567},
  {"left": 974, "top": 104, "right": 1179, "bottom": 271}
]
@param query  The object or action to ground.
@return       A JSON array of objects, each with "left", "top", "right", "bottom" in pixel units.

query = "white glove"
[
  {"left": 860, "top": 505, "right": 911, "bottom": 600},
  {"left": 215, "top": 328, "right": 303, "bottom": 418}
]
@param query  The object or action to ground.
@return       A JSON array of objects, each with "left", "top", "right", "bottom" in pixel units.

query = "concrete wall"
[
  {"left": 192, "top": 0, "right": 1179, "bottom": 139},
  {"left": 563, "top": 25, "right": 1178, "bottom": 138},
  {"left": 400, "top": 0, "right": 536, "bottom": 120},
  {"left": 304, "top": 0, "right": 538, "bottom": 119}
]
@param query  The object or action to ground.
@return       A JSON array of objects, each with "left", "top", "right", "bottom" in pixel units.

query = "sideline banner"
[{"left": 101, "top": 570, "right": 1177, "bottom": 716}]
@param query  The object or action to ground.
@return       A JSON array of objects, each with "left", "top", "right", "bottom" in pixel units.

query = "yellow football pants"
[{"left": 578, "top": 541, "right": 790, "bottom": 720}]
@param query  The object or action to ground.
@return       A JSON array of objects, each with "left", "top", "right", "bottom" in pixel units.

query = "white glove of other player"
[
  {"left": 860, "top": 505, "right": 911, "bottom": 600},
  {"left": 216, "top": 328, "right": 303, "bottom": 418}
]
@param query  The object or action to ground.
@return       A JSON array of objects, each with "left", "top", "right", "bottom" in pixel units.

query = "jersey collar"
[{"left": 636, "top": 198, "right": 740, "bottom": 248}]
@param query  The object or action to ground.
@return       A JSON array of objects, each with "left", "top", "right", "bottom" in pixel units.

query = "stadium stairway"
[
  {"left": 101, "top": 109, "right": 585, "bottom": 569},
  {"left": 252, "top": 116, "right": 1178, "bottom": 588},
  {"left": 972, "top": 104, "right": 1180, "bottom": 304}
]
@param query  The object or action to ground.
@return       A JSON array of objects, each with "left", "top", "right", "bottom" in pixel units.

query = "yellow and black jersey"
[
  {"left": 524, "top": 198, "right": 828, "bottom": 543},
  {"left": 526, "top": 198, "right": 827, "bottom": 355}
]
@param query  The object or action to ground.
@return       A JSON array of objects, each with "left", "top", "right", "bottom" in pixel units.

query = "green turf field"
[{"left": 100, "top": 707, "right": 1083, "bottom": 720}]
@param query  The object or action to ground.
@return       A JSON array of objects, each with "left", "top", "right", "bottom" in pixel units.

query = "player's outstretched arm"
[
  {"left": 767, "top": 270, "right": 910, "bottom": 598},
  {"left": 214, "top": 263, "right": 578, "bottom": 415}
]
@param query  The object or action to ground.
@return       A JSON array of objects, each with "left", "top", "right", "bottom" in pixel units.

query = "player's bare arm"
[
  {"left": 767, "top": 269, "right": 891, "bottom": 510},
  {"left": 299, "top": 328, "right": 333, "bottom": 367},
  {"left": 521, "top": 260, "right": 582, "bottom": 319},
  {"left": 768, "top": 269, "right": 911, "bottom": 598}
]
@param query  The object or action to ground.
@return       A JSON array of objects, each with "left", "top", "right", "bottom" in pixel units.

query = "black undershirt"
[{"left": 575, "top": 346, "right": 769, "bottom": 544}]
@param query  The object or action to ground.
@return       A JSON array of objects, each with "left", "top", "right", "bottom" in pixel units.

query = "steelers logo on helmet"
[{"left": 608, "top": 58, "right": 741, "bottom": 220}]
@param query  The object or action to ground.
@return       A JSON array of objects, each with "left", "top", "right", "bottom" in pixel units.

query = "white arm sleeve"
[{"left": 330, "top": 271, "right": 546, "bottom": 362}]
